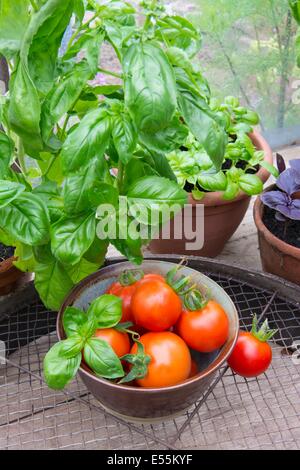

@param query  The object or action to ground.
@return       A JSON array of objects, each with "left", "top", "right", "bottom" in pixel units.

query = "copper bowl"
[{"left": 57, "top": 260, "right": 239, "bottom": 421}]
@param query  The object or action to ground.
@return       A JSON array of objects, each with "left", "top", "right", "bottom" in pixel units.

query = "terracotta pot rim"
[
  {"left": 188, "top": 129, "right": 273, "bottom": 208},
  {"left": 57, "top": 260, "right": 240, "bottom": 395},
  {"left": 254, "top": 186, "right": 300, "bottom": 260}
]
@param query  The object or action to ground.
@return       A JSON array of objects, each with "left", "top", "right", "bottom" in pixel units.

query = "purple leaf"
[
  {"left": 290, "top": 159, "right": 300, "bottom": 174},
  {"left": 276, "top": 168, "right": 300, "bottom": 195},
  {"left": 261, "top": 190, "right": 300, "bottom": 221},
  {"left": 261, "top": 191, "right": 288, "bottom": 211},
  {"left": 276, "top": 153, "right": 286, "bottom": 174}
]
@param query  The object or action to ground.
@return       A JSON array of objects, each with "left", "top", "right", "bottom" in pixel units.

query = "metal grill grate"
[{"left": 0, "top": 263, "right": 300, "bottom": 450}]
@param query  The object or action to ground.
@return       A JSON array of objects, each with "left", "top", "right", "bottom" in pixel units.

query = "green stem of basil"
[
  {"left": 66, "top": 14, "right": 98, "bottom": 52},
  {"left": 117, "top": 159, "right": 124, "bottom": 193},
  {"left": 98, "top": 68, "right": 122, "bottom": 80},
  {"left": 29, "top": 0, "right": 38, "bottom": 12},
  {"left": 17, "top": 138, "right": 27, "bottom": 176}
]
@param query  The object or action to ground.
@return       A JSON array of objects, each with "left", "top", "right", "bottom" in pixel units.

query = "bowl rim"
[{"left": 57, "top": 260, "right": 240, "bottom": 393}]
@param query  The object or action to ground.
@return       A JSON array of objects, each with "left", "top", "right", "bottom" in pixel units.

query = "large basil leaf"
[
  {"left": 34, "top": 246, "right": 74, "bottom": 310},
  {"left": 177, "top": 82, "right": 227, "bottom": 171},
  {"left": 126, "top": 176, "right": 187, "bottom": 225},
  {"left": 24, "top": 0, "right": 74, "bottom": 96},
  {"left": 51, "top": 213, "right": 96, "bottom": 265},
  {"left": 61, "top": 108, "right": 111, "bottom": 174},
  {"left": 63, "top": 306, "right": 87, "bottom": 338},
  {"left": 0, "top": 180, "right": 25, "bottom": 209},
  {"left": 43, "top": 342, "right": 81, "bottom": 390},
  {"left": 0, "top": 0, "right": 30, "bottom": 59},
  {"left": 83, "top": 337, "right": 124, "bottom": 379},
  {"left": 0, "top": 192, "right": 50, "bottom": 245},
  {"left": 123, "top": 42, "right": 177, "bottom": 133},
  {"left": 63, "top": 28, "right": 104, "bottom": 75},
  {"left": 63, "top": 157, "right": 112, "bottom": 215},
  {"left": 8, "top": 62, "right": 43, "bottom": 154},
  {"left": 87, "top": 294, "right": 122, "bottom": 329},
  {"left": 112, "top": 112, "right": 137, "bottom": 165},
  {"left": 290, "top": 0, "right": 300, "bottom": 23},
  {"left": 111, "top": 234, "right": 143, "bottom": 265},
  {"left": 139, "top": 115, "right": 188, "bottom": 155},
  {"left": 0, "top": 131, "right": 13, "bottom": 174}
]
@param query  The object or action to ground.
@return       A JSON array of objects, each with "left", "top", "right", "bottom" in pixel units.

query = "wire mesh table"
[{"left": 0, "top": 257, "right": 300, "bottom": 450}]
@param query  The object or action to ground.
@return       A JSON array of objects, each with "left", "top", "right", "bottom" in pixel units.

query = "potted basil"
[
  {"left": 0, "top": 0, "right": 231, "bottom": 310},
  {"left": 150, "top": 97, "right": 275, "bottom": 257},
  {"left": 254, "top": 156, "right": 300, "bottom": 285}
]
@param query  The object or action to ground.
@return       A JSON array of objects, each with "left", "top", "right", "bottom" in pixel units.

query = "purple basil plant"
[{"left": 261, "top": 158, "right": 300, "bottom": 222}]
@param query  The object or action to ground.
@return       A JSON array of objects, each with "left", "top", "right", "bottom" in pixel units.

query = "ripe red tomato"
[
  {"left": 130, "top": 332, "right": 191, "bottom": 388},
  {"left": 106, "top": 273, "right": 165, "bottom": 323},
  {"left": 137, "top": 273, "right": 166, "bottom": 285},
  {"left": 131, "top": 279, "right": 182, "bottom": 332},
  {"left": 176, "top": 300, "right": 229, "bottom": 353},
  {"left": 228, "top": 331, "right": 272, "bottom": 378},
  {"left": 94, "top": 328, "right": 130, "bottom": 358},
  {"left": 106, "top": 283, "right": 136, "bottom": 323}
]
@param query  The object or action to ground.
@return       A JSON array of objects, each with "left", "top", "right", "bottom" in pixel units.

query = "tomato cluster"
[
  {"left": 89, "top": 269, "right": 230, "bottom": 389},
  {"left": 89, "top": 269, "right": 276, "bottom": 387}
]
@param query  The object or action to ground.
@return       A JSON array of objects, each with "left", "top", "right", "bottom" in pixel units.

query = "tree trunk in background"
[{"left": 277, "top": 11, "right": 293, "bottom": 128}]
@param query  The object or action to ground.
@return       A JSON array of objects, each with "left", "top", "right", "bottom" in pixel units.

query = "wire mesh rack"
[{"left": 0, "top": 257, "right": 300, "bottom": 450}]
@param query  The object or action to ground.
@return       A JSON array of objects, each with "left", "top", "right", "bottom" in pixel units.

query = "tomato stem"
[
  {"left": 118, "top": 269, "right": 144, "bottom": 286},
  {"left": 251, "top": 314, "right": 278, "bottom": 342}
]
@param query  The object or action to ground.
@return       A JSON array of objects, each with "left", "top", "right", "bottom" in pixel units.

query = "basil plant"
[
  {"left": 167, "top": 96, "right": 279, "bottom": 201},
  {"left": 0, "top": 0, "right": 227, "bottom": 311}
]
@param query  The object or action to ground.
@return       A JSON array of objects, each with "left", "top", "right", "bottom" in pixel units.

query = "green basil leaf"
[
  {"left": 89, "top": 183, "right": 119, "bottom": 208},
  {"left": 0, "top": 130, "right": 14, "bottom": 172},
  {"left": 112, "top": 112, "right": 137, "bottom": 165},
  {"left": 0, "top": 180, "right": 25, "bottom": 209},
  {"left": 259, "top": 161, "right": 279, "bottom": 178},
  {"left": 51, "top": 213, "right": 96, "bottom": 266},
  {"left": 66, "top": 257, "right": 102, "bottom": 284},
  {"left": 289, "top": 0, "right": 300, "bottom": 23},
  {"left": 239, "top": 174, "right": 263, "bottom": 196},
  {"left": 177, "top": 82, "right": 227, "bottom": 171},
  {"left": 41, "top": 61, "right": 93, "bottom": 143},
  {"left": 63, "top": 156, "right": 112, "bottom": 215},
  {"left": 13, "top": 242, "right": 35, "bottom": 273},
  {"left": 63, "top": 306, "right": 87, "bottom": 338},
  {"left": 123, "top": 42, "right": 177, "bottom": 133},
  {"left": 59, "top": 334, "right": 85, "bottom": 358},
  {"left": 8, "top": 62, "right": 43, "bottom": 154},
  {"left": 136, "top": 149, "right": 177, "bottom": 182},
  {"left": 43, "top": 342, "right": 81, "bottom": 390},
  {"left": 139, "top": 115, "right": 189, "bottom": 154},
  {"left": 34, "top": 246, "right": 74, "bottom": 311},
  {"left": 198, "top": 171, "right": 227, "bottom": 192},
  {"left": 223, "top": 180, "right": 240, "bottom": 201},
  {"left": 84, "top": 238, "right": 109, "bottom": 265},
  {"left": 74, "top": 0, "right": 85, "bottom": 23},
  {"left": 0, "top": 0, "right": 30, "bottom": 59},
  {"left": 111, "top": 233, "right": 143, "bottom": 265},
  {"left": 156, "top": 15, "right": 202, "bottom": 58},
  {"left": 32, "top": 180, "right": 63, "bottom": 223},
  {"left": 61, "top": 108, "right": 111, "bottom": 174},
  {"left": 126, "top": 176, "right": 187, "bottom": 225},
  {"left": 83, "top": 337, "right": 124, "bottom": 379},
  {"left": 24, "top": 0, "right": 74, "bottom": 96},
  {"left": 87, "top": 294, "right": 122, "bottom": 329},
  {"left": 0, "top": 192, "right": 50, "bottom": 245}
]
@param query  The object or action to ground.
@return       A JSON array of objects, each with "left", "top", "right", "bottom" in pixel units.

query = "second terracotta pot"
[
  {"left": 0, "top": 256, "right": 28, "bottom": 296},
  {"left": 254, "top": 190, "right": 300, "bottom": 286},
  {"left": 150, "top": 130, "right": 273, "bottom": 258}
]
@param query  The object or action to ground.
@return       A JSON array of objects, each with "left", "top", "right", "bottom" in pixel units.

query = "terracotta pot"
[
  {"left": 254, "top": 187, "right": 300, "bottom": 286},
  {"left": 149, "top": 130, "right": 273, "bottom": 258},
  {"left": 57, "top": 260, "right": 239, "bottom": 421},
  {"left": 0, "top": 256, "right": 28, "bottom": 296}
]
